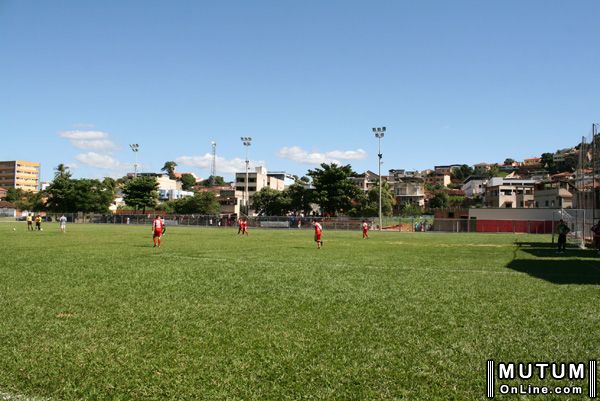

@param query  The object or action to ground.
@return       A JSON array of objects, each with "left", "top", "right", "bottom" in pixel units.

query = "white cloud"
[
  {"left": 277, "top": 146, "right": 368, "bottom": 165},
  {"left": 176, "top": 153, "right": 266, "bottom": 174},
  {"left": 75, "top": 152, "right": 123, "bottom": 170},
  {"left": 59, "top": 130, "right": 118, "bottom": 151}
]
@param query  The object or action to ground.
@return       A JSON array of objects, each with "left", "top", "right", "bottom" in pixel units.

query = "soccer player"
[
  {"left": 313, "top": 220, "right": 323, "bottom": 249},
  {"left": 26, "top": 213, "right": 33, "bottom": 231},
  {"left": 152, "top": 215, "right": 164, "bottom": 247},
  {"left": 59, "top": 215, "right": 67, "bottom": 233},
  {"left": 241, "top": 218, "right": 249, "bottom": 236},
  {"left": 35, "top": 215, "right": 42, "bottom": 231},
  {"left": 555, "top": 219, "right": 569, "bottom": 254},
  {"left": 237, "top": 218, "right": 243, "bottom": 235},
  {"left": 362, "top": 220, "right": 369, "bottom": 239}
]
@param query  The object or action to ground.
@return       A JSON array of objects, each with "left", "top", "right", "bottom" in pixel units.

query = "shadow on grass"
[{"left": 507, "top": 241, "right": 600, "bottom": 285}]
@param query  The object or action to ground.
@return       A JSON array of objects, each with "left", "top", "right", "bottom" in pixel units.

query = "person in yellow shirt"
[
  {"left": 35, "top": 215, "right": 42, "bottom": 231},
  {"left": 26, "top": 213, "right": 33, "bottom": 231}
]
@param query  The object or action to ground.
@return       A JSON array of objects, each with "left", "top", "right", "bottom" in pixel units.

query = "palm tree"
[
  {"left": 161, "top": 161, "right": 178, "bottom": 179},
  {"left": 54, "top": 163, "right": 71, "bottom": 179}
]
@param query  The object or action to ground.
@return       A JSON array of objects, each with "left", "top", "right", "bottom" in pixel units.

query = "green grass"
[{"left": 0, "top": 223, "right": 598, "bottom": 400}]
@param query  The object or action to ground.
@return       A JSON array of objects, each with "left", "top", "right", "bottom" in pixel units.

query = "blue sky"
[{"left": 1, "top": 0, "right": 599, "bottom": 182}]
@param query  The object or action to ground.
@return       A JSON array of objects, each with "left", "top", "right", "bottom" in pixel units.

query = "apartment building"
[
  {"left": 350, "top": 170, "right": 380, "bottom": 191},
  {"left": 483, "top": 177, "right": 536, "bottom": 208},
  {"left": 434, "top": 164, "right": 461, "bottom": 175},
  {"left": 235, "top": 166, "right": 285, "bottom": 213},
  {"left": 390, "top": 170, "right": 425, "bottom": 209},
  {"left": 424, "top": 172, "right": 451, "bottom": 188},
  {"left": 534, "top": 181, "right": 573, "bottom": 208},
  {"left": 0, "top": 160, "right": 40, "bottom": 192}
]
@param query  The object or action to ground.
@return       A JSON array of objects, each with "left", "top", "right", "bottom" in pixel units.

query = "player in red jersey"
[
  {"left": 152, "top": 215, "right": 164, "bottom": 247},
  {"left": 238, "top": 218, "right": 249, "bottom": 236},
  {"left": 362, "top": 220, "right": 369, "bottom": 239},
  {"left": 313, "top": 220, "right": 323, "bottom": 249}
]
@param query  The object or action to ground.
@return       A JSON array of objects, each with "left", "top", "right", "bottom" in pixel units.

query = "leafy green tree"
[
  {"left": 123, "top": 176, "right": 159, "bottom": 212},
  {"left": 45, "top": 175, "right": 75, "bottom": 212},
  {"left": 180, "top": 173, "right": 197, "bottom": 191},
  {"left": 161, "top": 161, "right": 178, "bottom": 179},
  {"left": 450, "top": 165, "right": 474, "bottom": 181},
  {"left": 429, "top": 192, "right": 449, "bottom": 209},
  {"left": 400, "top": 203, "right": 422, "bottom": 217},
  {"left": 286, "top": 183, "right": 313, "bottom": 215},
  {"left": 102, "top": 177, "right": 117, "bottom": 191},
  {"left": 71, "top": 179, "right": 114, "bottom": 213},
  {"left": 252, "top": 187, "right": 291, "bottom": 216},
  {"left": 353, "top": 180, "right": 396, "bottom": 217},
  {"left": 202, "top": 175, "right": 226, "bottom": 187},
  {"left": 504, "top": 158, "right": 515, "bottom": 165},
  {"left": 307, "top": 163, "right": 362, "bottom": 216},
  {"left": 172, "top": 192, "right": 220, "bottom": 214},
  {"left": 9, "top": 190, "right": 45, "bottom": 211},
  {"left": 5, "top": 187, "right": 23, "bottom": 203},
  {"left": 46, "top": 176, "right": 114, "bottom": 213}
]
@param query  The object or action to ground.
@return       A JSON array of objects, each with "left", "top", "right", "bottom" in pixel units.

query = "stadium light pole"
[
  {"left": 241, "top": 137, "right": 252, "bottom": 216},
  {"left": 129, "top": 143, "right": 140, "bottom": 178},
  {"left": 373, "top": 127, "right": 386, "bottom": 231}
]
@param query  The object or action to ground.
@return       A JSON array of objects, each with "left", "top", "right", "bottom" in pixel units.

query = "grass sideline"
[{"left": 0, "top": 223, "right": 599, "bottom": 400}]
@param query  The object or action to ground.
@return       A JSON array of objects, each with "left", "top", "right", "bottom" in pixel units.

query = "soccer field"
[{"left": 0, "top": 224, "right": 598, "bottom": 400}]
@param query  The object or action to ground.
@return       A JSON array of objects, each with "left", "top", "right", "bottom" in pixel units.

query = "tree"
[
  {"left": 429, "top": 192, "right": 449, "bottom": 209},
  {"left": 180, "top": 173, "right": 197, "bottom": 191},
  {"left": 307, "top": 163, "right": 362, "bottom": 216},
  {"left": 504, "top": 158, "right": 515, "bottom": 165},
  {"left": 172, "top": 192, "right": 220, "bottom": 214},
  {"left": 286, "top": 183, "right": 313, "bottom": 215},
  {"left": 45, "top": 176, "right": 114, "bottom": 213},
  {"left": 54, "top": 163, "right": 71, "bottom": 179},
  {"left": 201, "top": 175, "right": 226, "bottom": 187},
  {"left": 161, "top": 161, "right": 178, "bottom": 179},
  {"left": 450, "top": 165, "right": 474, "bottom": 181},
  {"left": 45, "top": 174, "right": 75, "bottom": 212},
  {"left": 122, "top": 176, "right": 159, "bottom": 212},
  {"left": 252, "top": 188, "right": 291, "bottom": 216},
  {"left": 352, "top": 180, "right": 396, "bottom": 217},
  {"left": 70, "top": 179, "right": 114, "bottom": 213},
  {"left": 5, "top": 187, "right": 23, "bottom": 203},
  {"left": 400, "top": 203, "right": 422, "bottom": 217}
]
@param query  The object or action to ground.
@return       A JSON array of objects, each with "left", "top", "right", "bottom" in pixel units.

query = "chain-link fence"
[
  {"left": 21, "top": 213, "right": 436, "bottom": 232},
  {"left": 15, "top": 212, "right": 590, "bottom": 236}
]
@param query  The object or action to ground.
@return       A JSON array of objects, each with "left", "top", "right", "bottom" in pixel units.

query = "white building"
[
  {"left": 234, "top": 166, "right": 285, "bottom": 214},
  {"left": 483, "top": 177, "right": 537, "bottom": 208},
  {"left": 461, "top": 176, "right": 488, "bottom": 198}
]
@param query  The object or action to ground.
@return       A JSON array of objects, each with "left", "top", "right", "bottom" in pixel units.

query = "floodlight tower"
[
  {"left": 240, "top": 137, "right": 252, "bottom": 215},
  {"left": 211, "top": 141, "right": 217, "bottom": 182},
  {"left": 129, "top": 143, "right": 140, "bottom": 177},
  {"left": 373, "top": 127, "right": 386, "bottom": 231}
]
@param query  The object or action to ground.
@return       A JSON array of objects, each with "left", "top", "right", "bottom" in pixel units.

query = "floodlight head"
[
  {"left": 382, "top": 127, "right": 386, "bottom": 132},
  {"left": 372, "top": 128, "right": 376, "bottom": 132}
]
